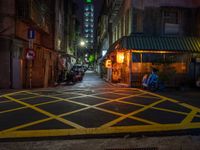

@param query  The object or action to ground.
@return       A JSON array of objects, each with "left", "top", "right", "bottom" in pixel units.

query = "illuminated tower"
[{"left": 84, "top": 0, "right": 94, "bottom": 49}]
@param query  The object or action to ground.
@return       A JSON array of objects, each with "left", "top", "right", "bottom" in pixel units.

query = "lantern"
[
  {"left": 117, "top": 51, "right": 124, "bottom": 63},
  {"left": 105, "top": 59, "right": 112, "bottom": 68}
]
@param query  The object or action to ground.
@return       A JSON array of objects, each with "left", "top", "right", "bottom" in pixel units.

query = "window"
[
  {"left": 163, "top": 10, "right": 180, "bottom": 35},
  {"left": 142, "top": 53, "right": 164, "bottom": 63},
  {"left": 132, "top": 53, "right": 141, "bottom": 62},
  {"left": 164, "top": 11, "right": 178, "bottom": 24}
]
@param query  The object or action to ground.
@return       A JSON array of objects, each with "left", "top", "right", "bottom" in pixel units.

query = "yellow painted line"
[
  {"left": 0, "top": 106, "right": 27, "bottom": 114},
  {"left": 128, "top": 116, "right": 160, "bottom": 125},
  {"left": 0, "top": 100, "right": 11, "bottom": 104},
  {"left": 108, "top": 98, "right": 200, "bottom": 118},
  {"left": 1, "top": 118, "right": 53, "bottom": 133},
  {"left": 118, "top": 100, "right": 146, "bottom": 107},
  {"left": 3, "top": 95, "right": 84, "bottom": 129},
  {"left": 25, "top": 91, "right": 86, "bottom": 97},
  {"left": 43, "top": 96, "right": 90, "bottom": 107},
  {"left": 0, "top": 99, "right": 63, "bottom": 115},
  {"left": 34, "top": 99, "right": 63, "bottom": 107},
  {"left": 152, "top": 106, "right": 191, "bottom": 116},
  {"left": 181, "top": 110, "right": 198, "bottom": 125},
  {"left": 138, "top": 95, "right": 161, "bottom": 99},
  {"left": 25, "top": 89, "right": 129, "bottom": 101},
  {"left": 101, "top": 99, "right": 166, "bottom": 128},
  {"left": 94, "top": 106, "right": 160, "bottom": 125},
  {"left": 2, "top": 90, "right": 28, "bottom": 97},
  {"left": 112, "top": 92, "right": 133, "bottom": 96},
  {"left": 23, "top": 92, "right": 91, "bottom": 108},
  {"left": 1, "top": 122, "right": 200, "bottom": 139},
  {"left": 0, "top": 92, "right": 148, "bottom": 132},
  {"left": 17, "top": 95, "right": 45, "bottom": 101},
  {"left": 2, "top": 106, "right": 94, "bottom": 133},
  {"left": 180, "top": 103, "right": 200, "bottom": 112},
  {"left": 135, "top": 88, "right": 179, "bottom": 103},
  {"left": 30, "top": 89, "right": 143, "bottom": 109},
  {"left": 89, "top": 92, "right": 146, "bottom": 102}
]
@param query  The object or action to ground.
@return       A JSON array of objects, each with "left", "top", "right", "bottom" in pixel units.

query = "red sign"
[{"left": 26, "top": 48, "right": 35, "bottom": 60}]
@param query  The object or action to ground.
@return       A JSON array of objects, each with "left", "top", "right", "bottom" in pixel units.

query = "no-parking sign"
[{"left": 26, "top": 48, "right": 35, "bottom": 60}]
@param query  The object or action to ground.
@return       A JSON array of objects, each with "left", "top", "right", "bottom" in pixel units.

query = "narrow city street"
[
  {"left": 1, "top": 0, "right": 200, "bottom": 149},
  {"left": 0, "top": 71, "right": 200, "bottom": 140}
]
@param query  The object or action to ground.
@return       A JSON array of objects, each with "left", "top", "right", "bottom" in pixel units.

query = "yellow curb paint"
[{"left": 1, "top": 123, "right": 200, "bottom": 139}]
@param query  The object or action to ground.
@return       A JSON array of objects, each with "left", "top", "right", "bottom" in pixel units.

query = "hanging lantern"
[
  {"left": 117, "top": 51, "right": 124, "bottom": 63},
  {"left": 105, "top": 59, "right": 112, "bottom": 68}
]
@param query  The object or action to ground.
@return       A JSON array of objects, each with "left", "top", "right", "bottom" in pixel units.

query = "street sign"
[
  {"left": 28, "top": 28, "right": 35, "bottom": 39},
  {"left": 26, "top": 48, "right": 35, "bottom": 60}
]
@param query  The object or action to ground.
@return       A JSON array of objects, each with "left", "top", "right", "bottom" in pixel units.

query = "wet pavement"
[{"left": 0, "top": 71, "right": 200, "bottom": 139}]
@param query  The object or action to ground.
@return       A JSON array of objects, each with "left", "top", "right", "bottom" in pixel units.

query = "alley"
[{"left": 0, "top": 71, "right": 199, "bottom": 139}]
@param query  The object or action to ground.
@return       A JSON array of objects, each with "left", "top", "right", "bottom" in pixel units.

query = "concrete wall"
[
  {"left": 131, "top": 0, "right": 200, "bottom": 36},
  {"left": 0, "top": 38, "right": 11, "bottom": 89}
]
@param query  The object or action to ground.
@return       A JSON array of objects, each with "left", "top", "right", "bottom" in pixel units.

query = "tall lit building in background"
[{"left": 84, "top": 0, "right": 94, "bottom": 49}]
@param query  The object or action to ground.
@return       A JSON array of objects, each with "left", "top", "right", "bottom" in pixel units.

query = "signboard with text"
[
  {"left": 28, "top": 28, "right": 36, "bottom": 39},
  {"left": 26, "top": 48, "right": 35, "bottom": 60}
]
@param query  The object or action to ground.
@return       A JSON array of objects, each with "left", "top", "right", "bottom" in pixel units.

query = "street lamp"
[{"left": 80, "top": 40, "right": 86, "bottom": 47}]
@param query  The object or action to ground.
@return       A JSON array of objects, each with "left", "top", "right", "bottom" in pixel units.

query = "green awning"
[{"left": 109, "top": 36, "right": 200, "bottom": 53}]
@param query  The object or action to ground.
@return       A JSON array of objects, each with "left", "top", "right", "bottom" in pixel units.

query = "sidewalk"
[{"left": 0, "top": 135, "right": 200, "bottom": 150}]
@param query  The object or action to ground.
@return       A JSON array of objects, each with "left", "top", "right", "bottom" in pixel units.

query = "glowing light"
[
  {"left": 117, "top": 51, "right": 125, "bottom": 63},
  {"left": 80, "top": 40, "right": 85, "bottom": 47},
  {"left": 105, "top": 59, "right": 112, "bottom": 68}
]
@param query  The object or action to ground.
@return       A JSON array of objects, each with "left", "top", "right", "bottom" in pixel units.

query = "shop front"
[{"left": 103, "top": 36, "right": 200, "bottom": 87}]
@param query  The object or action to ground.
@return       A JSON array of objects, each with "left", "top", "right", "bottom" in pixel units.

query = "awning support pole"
[{"left": 129, "top": 50, "right": 132, "bottom": 87}]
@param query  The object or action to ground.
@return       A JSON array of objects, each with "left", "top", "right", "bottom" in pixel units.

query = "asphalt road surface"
[{"left": 0, "top": 71, "right": 200, "bottom": 139}]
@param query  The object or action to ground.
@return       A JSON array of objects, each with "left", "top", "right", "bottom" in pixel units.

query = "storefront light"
[
  {"left": 117, "top": 51, "right": 124, "bottom": 63},
  {"left": 106, "top": 59, "right": 112, "bottom": 68}
]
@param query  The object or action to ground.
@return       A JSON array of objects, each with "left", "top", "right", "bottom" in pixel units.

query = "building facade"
[
  {"left": 83, "top": 0, "right": 94, "bottom": 50},
  {"left": 97, "top": 0, "right": 200, "bottom": 87},
  {"left": 0, "top": 0, "right": 58, "bottom": 89}
]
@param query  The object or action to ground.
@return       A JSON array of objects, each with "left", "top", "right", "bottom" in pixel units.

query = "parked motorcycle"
[
  {"left": 65, "top": 67, "right": 85, "bottom": 85},
  {"left": 65, "top": 70, "right": 77, "bottom": 84}
]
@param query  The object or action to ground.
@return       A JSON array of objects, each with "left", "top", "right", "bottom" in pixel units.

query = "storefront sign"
[
  {"left": 28, "top": 28, "right": 36, "bottom": 39},
  {"left": 105, "top": 59, "right": 112, "bottom": 68}
]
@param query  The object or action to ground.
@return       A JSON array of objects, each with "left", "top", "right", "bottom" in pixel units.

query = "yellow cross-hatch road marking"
[
  {"left": 0, "top": 88, "right": 200, "bottom": 139},
  {"left": 3, "top": 95, "right": 85, "bottom": 129},
  {"left": 0, "top": 92, "right": 153, "bottom": 134},
  {"left": 100, "top": 99, "right": 167, "bottom": 128},
  {"left": 181, "top": 110, "right": 198, "bottom": 125},
  {"left": 2, "top": 90, "right": 28, "bottom": 97}
]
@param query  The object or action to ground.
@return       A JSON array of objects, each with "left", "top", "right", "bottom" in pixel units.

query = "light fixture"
[
  {"left": 117, "top": 51, "right": 125, "bottom": 63},
  {"left": 80, "top": 40, "right": 85, "bottom": 47}
]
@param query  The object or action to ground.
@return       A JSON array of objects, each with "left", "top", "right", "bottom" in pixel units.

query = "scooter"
[{"left": 65, "top": 70, "right": 77, "bottom": 85}]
